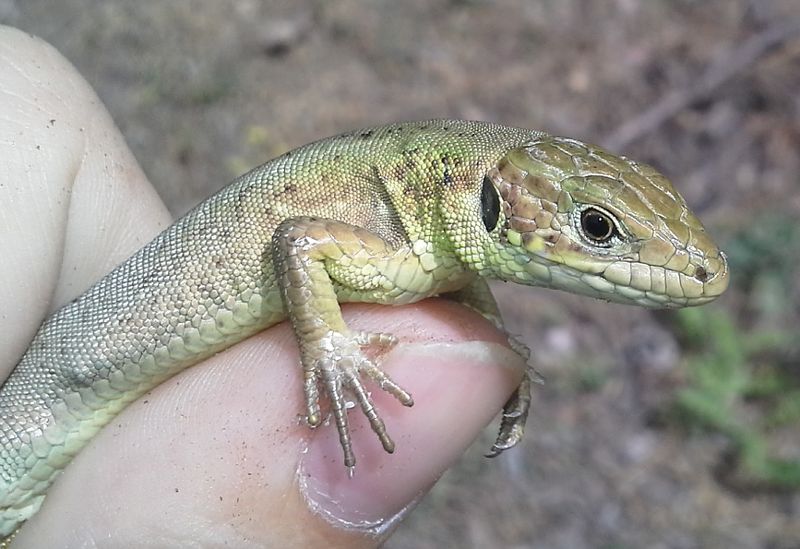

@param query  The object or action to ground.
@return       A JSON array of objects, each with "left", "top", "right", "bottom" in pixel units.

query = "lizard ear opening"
[{"left": 481, "top": 175, "right": 501, "bottom": 232}]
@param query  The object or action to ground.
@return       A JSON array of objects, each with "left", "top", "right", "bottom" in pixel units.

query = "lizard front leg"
[
  {"left": 443, "top": 277, "right": 542, "bottom": 457},
  {"left": 271, "top": 216, "right": 414, "bottom": 469}
]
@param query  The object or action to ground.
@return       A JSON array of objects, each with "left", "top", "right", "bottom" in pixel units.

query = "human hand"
[{"left": 0, "top": 25, "right": 525, "bottom": 547}]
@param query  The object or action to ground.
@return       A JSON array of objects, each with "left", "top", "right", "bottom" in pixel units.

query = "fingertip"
[{"left": 299, "top": 302, "right": 526, "bottom": 537}]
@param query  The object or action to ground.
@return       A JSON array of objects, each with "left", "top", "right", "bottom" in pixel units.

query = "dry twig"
[{"left": 605, "top": 20, "right": 800, "bottom": 150}]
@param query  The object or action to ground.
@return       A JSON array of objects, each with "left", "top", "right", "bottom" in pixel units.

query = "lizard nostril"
[{"left": 695, "top": 266, "right": 708, "bottom": 282}]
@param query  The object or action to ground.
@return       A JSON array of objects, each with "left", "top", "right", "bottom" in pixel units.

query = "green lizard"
[{"left": 0, "top": 119, "right": 728, "bottom": 535}]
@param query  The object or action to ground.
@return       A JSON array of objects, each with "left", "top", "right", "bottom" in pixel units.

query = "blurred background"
[{"left": 3, "top": 1, "right": 799, "bottom": 547}]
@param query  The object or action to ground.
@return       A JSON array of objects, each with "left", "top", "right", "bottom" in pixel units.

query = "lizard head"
[{"left": 476, "top": 136, "right": 729, "bottom": 308}]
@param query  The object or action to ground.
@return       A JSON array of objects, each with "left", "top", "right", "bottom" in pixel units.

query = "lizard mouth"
[
  {"left": 525, "top": 249, "right": 730, "bottom": 309},
  {"left": 616, "top": 249, "right": 730, "bottom": 308}
]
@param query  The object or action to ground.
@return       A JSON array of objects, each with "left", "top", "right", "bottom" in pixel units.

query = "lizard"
[{"left": 0, "top": 119, "right": 729, "bottom": 536}]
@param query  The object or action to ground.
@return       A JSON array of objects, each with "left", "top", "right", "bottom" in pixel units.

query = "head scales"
[{"left": 481, "top": 136, "right": 728, "bottom": 308}]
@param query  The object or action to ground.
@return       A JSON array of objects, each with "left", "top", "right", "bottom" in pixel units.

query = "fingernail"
[{"left": 297, "top": 341, "right": 525, "bottom": 533}]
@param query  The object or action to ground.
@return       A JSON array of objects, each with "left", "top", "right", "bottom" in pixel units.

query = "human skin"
[{"left": 0, "top": 25, "right": 524, "bottom": 547}]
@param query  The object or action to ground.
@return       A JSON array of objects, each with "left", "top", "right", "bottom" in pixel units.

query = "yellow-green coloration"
[
  {"left": 482, "top": 136, "right": 727, "bottom": 307},
  {"left": 0, "top": 120, "right": 728, "bottom": 536}
]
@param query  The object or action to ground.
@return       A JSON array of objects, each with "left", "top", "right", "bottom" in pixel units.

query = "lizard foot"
[
  {"left": 303, "top": 330, "right": 413, "bottom": 468},
  {"left": 486, "top": 370, "right": 537, "bottom": 457},
  {"left": 484, "top": 334, "right": 544, "bottom": 457}
]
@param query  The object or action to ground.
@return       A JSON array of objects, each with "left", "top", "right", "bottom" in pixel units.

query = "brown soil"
[{"left": 5, "top": 1, "right": 800, "bottom": 547}]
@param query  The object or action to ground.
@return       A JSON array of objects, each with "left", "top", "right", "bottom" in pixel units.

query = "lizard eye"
[
  {"left": 481, "top": 176, "right": 501, "bottom": 231},
  {"left": 579, "top": 207, "right": 617, "bottom": 245}
]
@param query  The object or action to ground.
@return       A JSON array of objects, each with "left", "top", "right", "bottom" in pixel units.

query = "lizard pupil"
[
  {"left": 580, "top": 208, "right": 615, "bottom": 243},
  {"left": 481, "top": 176, "right": 500, "bottom": 231}
]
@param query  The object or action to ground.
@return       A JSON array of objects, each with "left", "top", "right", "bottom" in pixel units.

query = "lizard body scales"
[{"left": 0, "top": 120, "right": 729, "bottom": 535}]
